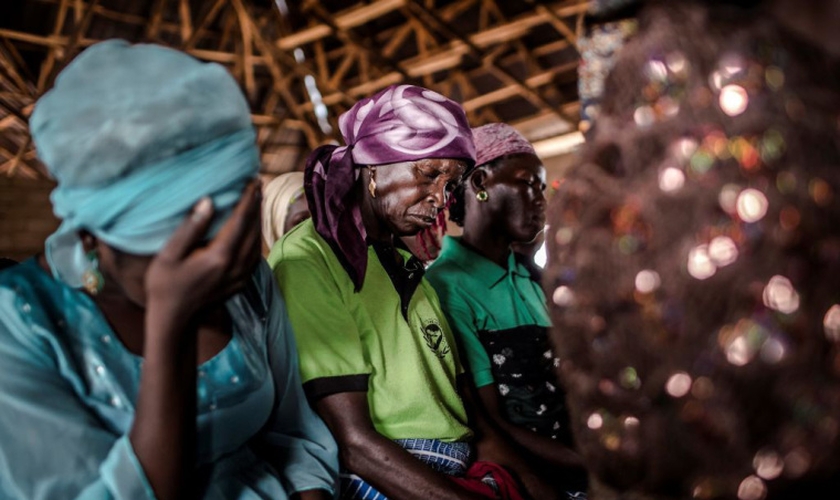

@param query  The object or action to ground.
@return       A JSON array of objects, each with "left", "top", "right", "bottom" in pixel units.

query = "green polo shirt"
[
  {"left": 268, "top": 220, "right": 471, "bottom": 442},
  {"left": 426, "top": 235, "right": 551, "bottom": 388}
]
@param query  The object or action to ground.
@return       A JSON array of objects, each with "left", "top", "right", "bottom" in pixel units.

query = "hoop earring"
[
  {"left": 368, "top": 167, "right": 377, "bottom": 199},
  {"left": 82, "top": 250, "right": 104, "bottom": 295},
  {"left": 476, "top": 190, "right": 489, "bottom": 202}
]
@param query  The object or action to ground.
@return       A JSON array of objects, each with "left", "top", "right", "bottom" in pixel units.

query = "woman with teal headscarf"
[{"left": 0, "top": 40, "right": 337, "bottom": 500}]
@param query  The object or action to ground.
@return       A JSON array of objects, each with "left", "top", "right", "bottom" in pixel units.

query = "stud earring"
[
  {"left": 368, "top": 167, "right": 377, "bottom": 199},
  {"left": 82, "top": 250, "right": 104, "bottom": 295},
  {"left": 476, "top": 190, "right": 489, "bottom": 202}
]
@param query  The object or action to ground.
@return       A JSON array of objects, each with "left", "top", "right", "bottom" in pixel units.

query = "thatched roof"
[{"left": 0, "top": 0, "right": 585, "bottom": 179}]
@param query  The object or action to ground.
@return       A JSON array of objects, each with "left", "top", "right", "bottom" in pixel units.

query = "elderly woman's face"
[{"left": 371, "top": 158, "right": 467, "bottom": 237}]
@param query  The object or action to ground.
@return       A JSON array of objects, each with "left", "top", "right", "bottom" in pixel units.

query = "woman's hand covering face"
[{"left": 144, "top": 181, "right": 263, "bottom": 318}]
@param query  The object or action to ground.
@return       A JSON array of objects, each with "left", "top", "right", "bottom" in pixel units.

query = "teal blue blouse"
[
  {"left": 426, "top": 236, "right": 551, "bottom": 388},
  {"left": 0, "top": 258, "right": 338, "bottom": 500}
]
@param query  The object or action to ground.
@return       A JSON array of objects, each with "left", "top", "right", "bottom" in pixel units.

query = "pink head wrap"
[
  {"left": 472, "top": 123, "right": 537, "bottom": 167},
  {"left": 305, "top": 84, "right": 475, "bottom": 289}
]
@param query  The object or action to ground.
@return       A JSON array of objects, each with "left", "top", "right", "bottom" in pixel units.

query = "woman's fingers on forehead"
[{"left": 211, "top": 181, "right": 260, "bottom": 255}]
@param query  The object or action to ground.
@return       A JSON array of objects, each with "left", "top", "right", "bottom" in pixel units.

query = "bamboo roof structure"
[{"left": 0, "top": 0, "right": 586, "bottom": 180}]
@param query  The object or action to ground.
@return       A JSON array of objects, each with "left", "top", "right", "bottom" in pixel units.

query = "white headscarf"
[{"left": 261, "top": 171, "right": 306, "bottom": 248}]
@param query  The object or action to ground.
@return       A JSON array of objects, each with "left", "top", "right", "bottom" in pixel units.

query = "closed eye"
[
  {"left": 524, "top": 176, "right": 546, "bottom": 191},
  {"left": 418, "top": 168, "right": 440, "bottom": 182},
  {"left": 521, "top": 178, "right": 540, "bottom": 187}
]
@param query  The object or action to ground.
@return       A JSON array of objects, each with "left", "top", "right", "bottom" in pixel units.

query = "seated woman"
[
  {"left": 425, "top": 124, "right": 586, "bottom": 494},
  {"left": 0, "top": 40, "right": 337, "bottom": 500},
  {"left": 261, "top": 171, "right": 311, "bottom": 254},
  {"left": 269, "top": 85, "right": 555, "bottom": 500}
]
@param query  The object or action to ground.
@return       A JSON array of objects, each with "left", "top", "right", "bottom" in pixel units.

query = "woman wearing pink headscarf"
[
  {"left": 427, "top": 124, "right": 587, "bottom": 498},
  {"left": 269, "top": 85, "right": 554, "bottom": 500}
]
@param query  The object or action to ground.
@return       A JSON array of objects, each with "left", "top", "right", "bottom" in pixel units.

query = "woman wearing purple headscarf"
[{"left": 269, "top": 85, "right": 554, "bottom": 500}]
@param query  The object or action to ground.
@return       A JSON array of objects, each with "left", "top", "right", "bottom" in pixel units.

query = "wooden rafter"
[
  {"left": 277, "top": 0, "right": 406, "bottom": 50},
  {"left": 0, "top": 0, "right": 586, "bottom": 179},
  {"left": 404, "top": 1, "right": 579, "bottom": 125}
]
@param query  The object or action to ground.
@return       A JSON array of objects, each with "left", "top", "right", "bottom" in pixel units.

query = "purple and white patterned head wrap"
[
  {"left": 305, "top": 84, "right": 475, "bottom": 289},
  {"left": 472, "top": 123, "right": 537, "bottom": 168}
]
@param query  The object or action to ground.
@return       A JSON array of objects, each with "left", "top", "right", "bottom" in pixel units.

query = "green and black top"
[
  {"left": 427, "top": 235, "right": 572, "bottom": 442},
  {"left": 269, "top": 220, "right": 471, "bottom": 443}
]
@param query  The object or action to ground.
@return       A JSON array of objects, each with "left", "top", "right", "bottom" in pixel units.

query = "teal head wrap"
[{"left": 30, "top": 40, "right": 259, "bottom": 287}]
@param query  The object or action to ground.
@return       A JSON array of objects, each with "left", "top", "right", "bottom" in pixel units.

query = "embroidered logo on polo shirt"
[{"left": 422, "top": 320, "right": 450, "bottom": 358}]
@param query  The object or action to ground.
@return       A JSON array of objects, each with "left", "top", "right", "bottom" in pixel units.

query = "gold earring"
[
  {"left": 82, "top": 250, "right": 104, "bottom": 295},
  {"left": 368, "top": 167, "right": 377, "bottom": 199},
  {"left": 476, "top": 190, "right": 489, "bottom": 202}
]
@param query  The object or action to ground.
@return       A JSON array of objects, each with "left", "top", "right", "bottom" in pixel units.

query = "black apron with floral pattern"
[{"left": 477, "top": 324, "right": 573, "bottom": 444}]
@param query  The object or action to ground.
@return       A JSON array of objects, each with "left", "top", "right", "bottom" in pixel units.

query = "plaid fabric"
[
  {"left": 340, "top": 438, "right": 471, "bottom": 499},
  {"left": 339, "top": 438, "right": 588, "bottom": 500},
  {"left": 394, "top": 438, "right": 471, "bottom": 475}
]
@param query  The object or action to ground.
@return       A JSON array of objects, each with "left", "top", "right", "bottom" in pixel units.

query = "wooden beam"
[
  {"left": 348, "top": 72, "right": 402, "bottom": 97},
  {"left": 376, "top": 0, "right": 478, "bottom": 60},
  {"left": 146, "top": 0, "right": 168, "bottom": 40},
  {"left": 36, "top": 0, "right": 70, "bottom": 93},
  {"left": 31, "top": 0, "right": 191, "bottom": 39},
  {"left": 299, "top": 0, "right": 539, "bottom": 115},
  {"left": 463, "top": 70, "right": 552, "bottom": 111},
  {"left": 300, "top": 56, "right": 577, "bottom": 114},
  {"left": 4, "top": 136, "right": 30, "bottom": 178},
  {"left": 469, "top": 1, "right": 586, "bottom": 47},
  {"left": 452, "top": 70, "right": 502, "bottom": 122},
  {"left": 461, "top": 61, "right": 576, "bottom": 111},
  {"left": 403, "top": 43, "right": 470, "bottom": 77},
  {"left": 305, "top": 2, "right": 411, "bottom": 82},
  {"left": 532, "top": 39, "right": 571, "bottom": 57},
  {"left": 252, "top": 4, "right": 358, "bottom": 108},
  {"left": 229, "top": 16, "right": 318, "bottom": 145},
  {"left": 305, "top": 0, "right": 580, "bottom": 62},
  {"left": 36, "top": 0, "right": 100, "bottom": 93},
  {"left": 313, "top": 41, "right": 328, "bottom": 82},
  {"left": 0, "top": 29, "right": 271, "bottom": 65},
  {"left": 328, "top": 51, "right": 356, "bottom": 88},
  {"left": 231, "top": 4, "right": 352, "bottom": 146},
  {"left": 0, "top": 115, "right": 19, "bottom": 130},
  {"left": 290, "top": 0, "right": 585, "bottom": 109},
  {"left": 381, "top": 20, "right": 415, "bottom": 58},
  {"left": 510, "top": 105, "right": 580, "bottom": 139},
  {"left": 183, "top": 0, "right": 227, "bottom": 49},
  {"left": 299, "top": 35, "right": 575, "bottom": 112},
  {"left": 0, "top": 49, "right": 32, "bottom": 96},
  {"left": 528, "top": 0, "right": 579, "bottom": 46},
  {"left": 1, "top": 38, "right": 36, "bottom": 87},
  {"left": 339, "top": 0, "right": 405, "bottom": 27},
  {"left": 405, "top": 1, "right": 578, "bottom": 125},
  {"left": 0, "top": 95, "right": 30, "bottom": 123},
  {"left": 304, "top": 2, "right": 573, "bottom": 85},
  {"left": 178, "top": 0, "right": 193, "bottom": 42},
  {"left": 277, "top": 0, "right": 406, "bottom": 50},
  {"left": 230, "top": 0, "right": 256, "bottom": 100}
]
